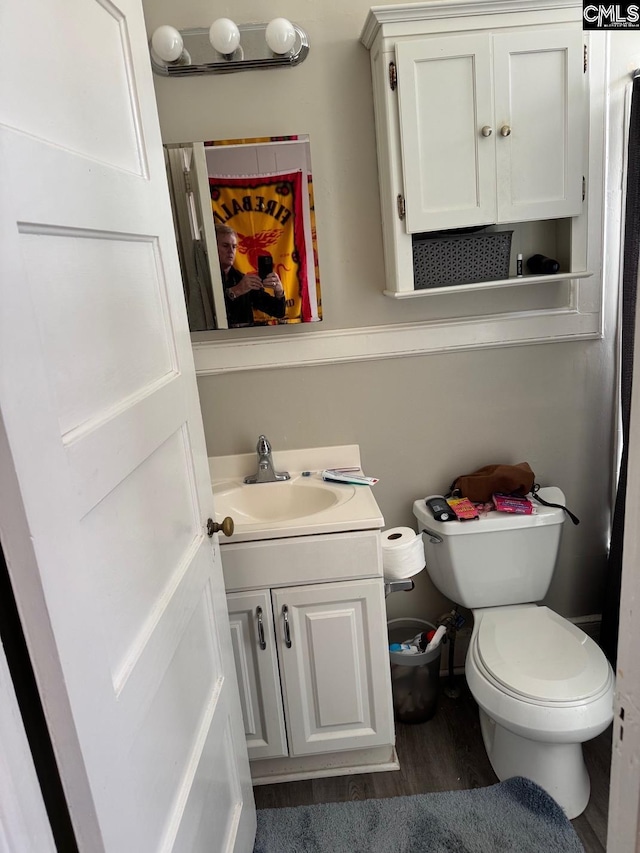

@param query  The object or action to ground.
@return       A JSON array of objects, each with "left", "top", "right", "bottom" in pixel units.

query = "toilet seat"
[
  {"left": 466, "top": 606, "right": 614, "bottom": 745},
  {"left": 475, "top": 606, "right": 610, "bottom": 703}
]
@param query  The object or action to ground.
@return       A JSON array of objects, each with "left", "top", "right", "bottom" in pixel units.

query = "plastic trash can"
[{"left": 388, "top": 617, "right": 442, "bottom": 724}]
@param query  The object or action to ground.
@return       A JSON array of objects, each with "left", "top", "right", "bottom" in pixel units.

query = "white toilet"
[{"left": 413, "top": 487, "right": 614, "bottom": 819}]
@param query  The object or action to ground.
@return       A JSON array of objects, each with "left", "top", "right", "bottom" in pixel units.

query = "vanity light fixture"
[
  {"left": 150, "top": 25, "right": 191, "bottom": 65},
  {"left": 149, "top": 17, "right": 309, "bottom": 76},
  {"left": 264, "top": 18, "right": 297, "bottom": 55},
  {"left": 208, "top": 18, "right": 241, "bottom": 56}
]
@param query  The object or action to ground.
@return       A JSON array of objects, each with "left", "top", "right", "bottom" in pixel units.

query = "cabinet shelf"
[{"left": 383, "top": 270, "right": 592, "bottom": 298}]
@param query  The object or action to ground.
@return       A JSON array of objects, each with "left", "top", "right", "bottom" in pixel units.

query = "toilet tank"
[{"left": 412, "top": 487, "right": 566, "bottom": 608}]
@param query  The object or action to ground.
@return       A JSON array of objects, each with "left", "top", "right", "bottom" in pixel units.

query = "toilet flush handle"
[{"left": 423, "top": 530, "right": 443, "bottom": 544}]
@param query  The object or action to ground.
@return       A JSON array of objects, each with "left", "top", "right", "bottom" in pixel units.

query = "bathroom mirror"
[{"left": 164, "top": 135, "right": 322, "bottom": 331}]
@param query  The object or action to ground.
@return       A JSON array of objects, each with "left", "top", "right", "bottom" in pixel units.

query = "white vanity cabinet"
[
  {"left": 226, "top": 589, "right": 288, "bottom": 761},
  {"left": 396, "top": 28, "right": 584, "bottom": 233},
  {"left": 221, "top": 529, "right": 397, "bottom": 783},
  {"left": 228, "top": 579, "right": 391, "bottom": 762},
  {"left": 273, "top": 579, "right": 391, "bottom": 756},
  {"left": 361, "top": 0, "right": 589, "bottom": 295}
]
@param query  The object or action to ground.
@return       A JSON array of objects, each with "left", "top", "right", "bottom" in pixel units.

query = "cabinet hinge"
[
  {"left": 184, "top": 169, "right": 193, "bottom": 194},
  {"left": 582, "top": 176, "right": 586, "bottom": 202},
  {"left": 584, "top": 44, "right": 587, "bottom": 73},
  {"left": 389, "top": 61, "right": 397, "bottom": 91},
  {"left": 397, "top": 194, "right": 405, "bottom": 220}
]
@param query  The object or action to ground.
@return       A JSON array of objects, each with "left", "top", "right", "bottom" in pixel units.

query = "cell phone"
[
  {"left": 257, "top": 255, "right": 274, "bottom": 281},
  {"left": 425, "top": 495, "right": 455, "bottom": 522}
]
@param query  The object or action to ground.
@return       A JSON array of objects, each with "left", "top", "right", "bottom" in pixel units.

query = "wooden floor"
[{"left": 253, "top": 677, "right": 612, "bottom": 852}]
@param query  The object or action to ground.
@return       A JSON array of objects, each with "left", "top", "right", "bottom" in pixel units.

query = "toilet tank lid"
[{"left": 413, "top": 486, "right": 566, "bottom": 535}]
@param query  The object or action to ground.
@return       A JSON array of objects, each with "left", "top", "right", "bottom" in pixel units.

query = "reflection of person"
[{"left": 216, "top": 224, "right": 286, "bottom": 327}]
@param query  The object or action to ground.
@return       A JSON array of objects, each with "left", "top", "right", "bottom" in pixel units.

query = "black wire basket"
[{"left": 412, "top": 230, "right": 513, "bottom": 289}]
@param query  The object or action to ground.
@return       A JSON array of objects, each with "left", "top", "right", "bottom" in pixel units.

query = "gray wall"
[
  {"left": 198, "top": 343, "right": 614, "bottom": 619},
  {"left": 144, "top": 0, "right": 617, "bottom": 621}
]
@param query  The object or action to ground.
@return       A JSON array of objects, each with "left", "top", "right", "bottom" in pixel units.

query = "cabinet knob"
[
  {"left": 481, "top": 125, "right": 493, "bottom": 137},
  {"left": 500, "top": 125, "right": 512, "bottom": 137},
  {"left": 206, "top": 516, "right": 234, "bottom": 537}
]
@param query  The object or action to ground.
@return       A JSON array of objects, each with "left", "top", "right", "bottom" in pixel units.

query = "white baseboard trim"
[
  {"left": 569, "top": 613, "right": 602, "bottom": 641},
  {"left": 250, "top": 745, "right": 399, "bottom": 785}
]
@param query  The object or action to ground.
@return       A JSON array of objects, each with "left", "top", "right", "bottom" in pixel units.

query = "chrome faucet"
[{"left": 244, "top": 435, "right": 290, "bottom": 484}]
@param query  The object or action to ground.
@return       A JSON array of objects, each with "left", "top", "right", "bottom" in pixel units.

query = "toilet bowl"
[
  {"left": 466, "top": 605, "right": 614, "bottom": 818},
  {"left": 412, "top": 487, "right": 615, "bottom": 818}
]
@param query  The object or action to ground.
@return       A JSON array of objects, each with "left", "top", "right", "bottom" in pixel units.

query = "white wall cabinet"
[
  {"left": 397, "top": 28, "right": 584, "bottom": 233},
  {"left": 361, "top": 0, "right": 590, "bottom": 297}
]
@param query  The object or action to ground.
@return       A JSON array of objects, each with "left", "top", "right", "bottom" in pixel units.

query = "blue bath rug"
[{"left": 253, "top": 776, "right": 584, "bottom": 852}]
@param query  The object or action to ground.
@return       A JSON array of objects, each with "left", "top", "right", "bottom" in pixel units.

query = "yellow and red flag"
[{"left": 209, "top": 171, "right": 313, "bottom": 324}]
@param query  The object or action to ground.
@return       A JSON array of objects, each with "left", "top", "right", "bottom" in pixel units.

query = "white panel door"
[
  {"left": 396, "top": 34, "right": 497, "bottom": 232},
  {"left": 493, "top": 29, "right": 584, "bottom": 222},
  {"left": 0, "top": 1, "right": 254, "bottom": 852},
  {"left": 273, "top": 580, "right": 394, "bottom": 756},
  {"left": 226, "top": 590, "right": 288, "bottom": 760}
]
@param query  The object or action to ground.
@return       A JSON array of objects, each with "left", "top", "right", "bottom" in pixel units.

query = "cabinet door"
[
  {"left": 493, "top": 29, "right": 584, "bottom": 222},
  {"left": 396, "top": 34, "right": 497, "bottom": 232},
  {"left": 226, "top": 591, "right": 288, "bottom": 761},
  {"left": 272, "top": 580, "right": 394, "bottom": 757}
]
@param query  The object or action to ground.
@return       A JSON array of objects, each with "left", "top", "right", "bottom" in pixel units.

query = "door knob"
[
  {"left": 481, "top": 126, "right": 493, "bottom": 137},
  {"left": 500, "top": 125, "right": 512, "bottom": 137},
  {"left": 207, "top": 517, "right": 234, "bottom": 537}
]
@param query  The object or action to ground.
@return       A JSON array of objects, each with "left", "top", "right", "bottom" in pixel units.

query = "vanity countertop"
[{"left": 209, "top": 444, "right": 384, "bottom": 543}]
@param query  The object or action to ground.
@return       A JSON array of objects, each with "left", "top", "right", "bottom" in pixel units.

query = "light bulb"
[
  {"left": 265, "top": 18, "right": 296, "bottom": 55},
  {"left": 209, "top": 18, "right": 241, "bottom": 55},
  {"left": 150, "top": 25, "right": 184, "bottom": 63}
]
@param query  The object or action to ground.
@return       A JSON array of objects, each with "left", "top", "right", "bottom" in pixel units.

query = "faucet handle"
[{"left": 257, "top": 435, "right": 271, "bottom": 455}]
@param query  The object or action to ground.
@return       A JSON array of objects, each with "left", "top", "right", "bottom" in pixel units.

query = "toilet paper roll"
[{"left": 381, "top": 527, "right": 426, "bottom": 580}]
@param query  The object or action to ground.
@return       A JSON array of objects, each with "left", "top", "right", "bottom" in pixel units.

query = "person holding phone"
[{"left": 215, "top": 224, "right": 286, "bottom": 327}]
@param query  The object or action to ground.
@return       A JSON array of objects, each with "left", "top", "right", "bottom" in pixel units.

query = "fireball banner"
[{"left": 209, "top": 171, "right": 313, "bottom": 324}]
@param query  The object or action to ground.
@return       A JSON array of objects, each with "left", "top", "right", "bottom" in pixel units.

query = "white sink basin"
[
  {"left": 214, "top": 479, "right": 351, "bottom": 523},
  {"left": 209, "top": 446, "right": 384, "bottom": 542}
]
